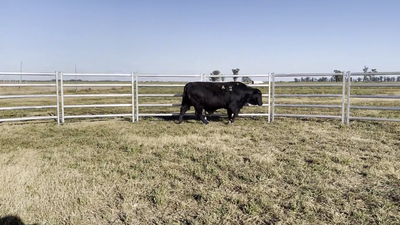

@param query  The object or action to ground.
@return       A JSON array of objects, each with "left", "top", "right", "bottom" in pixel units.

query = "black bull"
[{"left": 178, "top": 82, "right": 263, "bottom": 124}]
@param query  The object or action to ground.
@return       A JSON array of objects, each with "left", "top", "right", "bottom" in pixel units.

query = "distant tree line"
[
  {"left": 208, "top": 66, "right": 400, "bottom": 83},
  {"left": 294, "top": 66, "right": 400, "bottom": 82},
  {"left": 294, "top": 76, "right": 400, "bottom": 82}
]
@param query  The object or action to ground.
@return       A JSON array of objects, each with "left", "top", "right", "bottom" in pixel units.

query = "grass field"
[{"left": 1, "top": 82, "right": 399, "bottom": 224}]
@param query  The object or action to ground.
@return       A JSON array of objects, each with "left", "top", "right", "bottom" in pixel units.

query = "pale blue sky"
[{"left": 1, "top": 0, "right": 399, "bottom": 76}]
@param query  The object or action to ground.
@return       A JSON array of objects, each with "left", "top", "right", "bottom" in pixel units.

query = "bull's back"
[
  {"left": 183, "top": 82, "right": 230, "bottom": 107},
  {"left": 184, "top": 82, "right": 222, "bottom": 96}
]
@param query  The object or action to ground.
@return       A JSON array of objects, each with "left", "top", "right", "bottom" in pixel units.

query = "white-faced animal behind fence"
[{"left": 178, "top": 81, "right": 263, "bottom": 124}]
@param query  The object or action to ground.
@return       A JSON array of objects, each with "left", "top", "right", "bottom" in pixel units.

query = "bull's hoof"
[{"left": 203, "top": 120, "right": 209, "bottom": 125}]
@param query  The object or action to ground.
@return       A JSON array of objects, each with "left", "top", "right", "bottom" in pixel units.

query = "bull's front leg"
[{"left": 195, "top": 107, "right": 209, "bottom": 124}]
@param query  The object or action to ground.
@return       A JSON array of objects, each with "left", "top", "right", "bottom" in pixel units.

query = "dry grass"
[
  {"left": 1, "top": 118, "right": 399, "bottom": 224},
  {"left": 1, "top": 82, "right": 400, "bottom": 224}
]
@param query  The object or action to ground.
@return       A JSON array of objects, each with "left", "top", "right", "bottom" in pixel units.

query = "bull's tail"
[
  {"left": 180, "top": 84, "right": 191, "bottom": 110},
  {"left": 178, "top": 84, "right": 191, "bottom": 124}
]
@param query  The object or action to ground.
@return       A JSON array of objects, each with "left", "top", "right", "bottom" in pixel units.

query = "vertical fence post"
[
  {"left": 135, "top": 73, "right": 139, "bottom": 122},
  {"left": 19, "top": 61, "right": 22, "bottom": 89},
  {"left": 60, "top": 72, "right": 65, "bottom": 124},
  {"left": 346, "top": 71, "right": 352, "bottom": 126},
  {"left": 268, "top": 73, "right": 271, "bottom": 123},
  {"left": 341, "top": 71, "right": 346, "bottom": 124},
  {"left": 55, "top": 71, "right": 60, "bottom": 125},
  {"left": 271, "top": 73, "right": 275, "bottom": 122},
  {"left": 131, "top": 72, "right": 135, "bottom": 123}
]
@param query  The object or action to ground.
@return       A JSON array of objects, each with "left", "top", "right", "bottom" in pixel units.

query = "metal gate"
[
  {"left": 59, "top": 72, "right": 135, "bottom": 123},
  {"left": 271, "top": 72, "right": 347, "bottom": 124},
  {"left": 0, "top": 72, "right": 60, "bottom": 124}
]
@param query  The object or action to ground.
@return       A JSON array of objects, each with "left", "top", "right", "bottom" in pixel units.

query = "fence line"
[
  {"left": 1, "top": 71, "right": 400, "bottom": 125},
  {"left": 272, "top": 72, "right": 347, "bottom": 124},
  {"left": 0, "top": 72, "right": 59, "bottom": 124},
  {"left": 60, "top": 72, "right": 135, "bottom": 123},
  {"left": 135, "top": 74, "right": 203, "bottom": 122},
  {"left": 346, "top": 71, "right": 400, "bottom": 125}
]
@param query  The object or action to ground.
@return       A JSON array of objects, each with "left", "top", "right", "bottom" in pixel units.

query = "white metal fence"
[
  {"left": 346, "top": 71, "right": 400, "bottom": 125},
  {"left": 59, "top": 72, "right": 135, "bottom": 123},
  {"left": 271, "top": 72, "right": 347, "bottom": 123},
  {"left": 0, "top": 71, "right": 399, "bottom": 126},
  {"left": 0, "top": 72, "right": 60, "bottom": 124},
  {"left": 135, "top": 74, "right": 203, "bottom": 121}
]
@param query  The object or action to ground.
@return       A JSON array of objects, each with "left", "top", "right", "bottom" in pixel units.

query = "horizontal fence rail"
[
  {"left": 346, "top": 72, "right": 400, "bottom": 125},
  {"left": 0, "top": 72, "right": 59, "bottom": 124},
  {"left": 272, "top": 72, "right": 347, "bottom": 124},
  {"left": 60, "top": 72, "right": 135, "bottom": 123}
]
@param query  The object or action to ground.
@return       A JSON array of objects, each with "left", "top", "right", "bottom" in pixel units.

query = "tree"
[
  {"left": 333, "top": 70, "right": 343, "bottom": 82},
  {"left": 363, "top": 66, "right": 373, "bottom": 82},
  {"left": 318, "top": 77, "right": 328, "bottom": 82},
  {"left": 242, "top": 76, "right": 252, "bottom": 83},
  {"left": 232, "top": 68, "right": 240, "bottom": 81},
  {"left": 370, "top": 69, "right": 378, "bottom": 82},
  {"left": 209, "top": 70, "right": 221, "bottom": 82},
  {"left": 397, "top": 76, "right": 400, "bottom": 82}
]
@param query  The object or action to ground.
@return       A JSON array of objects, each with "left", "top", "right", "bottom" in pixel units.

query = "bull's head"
[{"left": 249, "top": 89, "right": 263, "bottom": 106}]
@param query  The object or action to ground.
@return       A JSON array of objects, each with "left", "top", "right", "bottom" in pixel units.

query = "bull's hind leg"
[
  {"left": 178, "top": 104, "right": 190, "bottom": 124},
  {"left": 195, "top": 107, "right": 209, "bottom": 124},
  {"left": 227, "top": 103, "right": 240, "bottom": 124},
  {"left": 227, "top": 108, "right": 233, "bottom": 123},
  {"left": 231, "top": 111, "right": 239, "bottom": 124}
]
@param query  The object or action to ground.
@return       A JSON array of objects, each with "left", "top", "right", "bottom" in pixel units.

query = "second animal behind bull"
[{"left": 178, "top": 81, "right": 263, "bottom": 124}]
